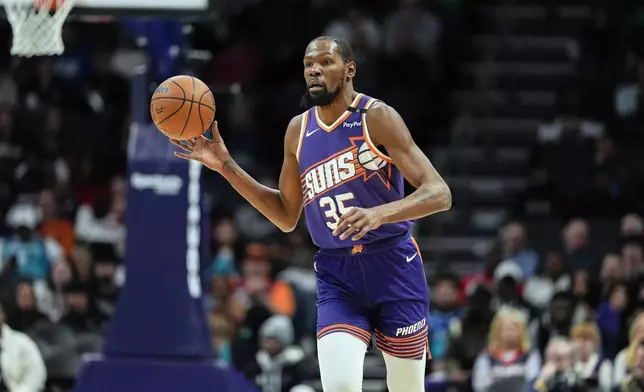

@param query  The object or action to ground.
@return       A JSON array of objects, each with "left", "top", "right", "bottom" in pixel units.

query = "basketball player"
[{"left": 171, "top": 36, "right": 452, "bottom": 392}]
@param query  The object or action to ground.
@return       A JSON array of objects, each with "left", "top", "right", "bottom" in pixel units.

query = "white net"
[{"left": 4, "top": 0, "right": 75, "bottom": 57}]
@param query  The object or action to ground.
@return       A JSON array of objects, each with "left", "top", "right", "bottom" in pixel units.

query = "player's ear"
[{"left": 346, "top": 61, "right": 356, "bottom": 82}]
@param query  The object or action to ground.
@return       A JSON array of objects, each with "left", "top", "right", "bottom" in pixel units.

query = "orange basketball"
[{"left": 150, "top": 75, "right": 216, "bottom": 140}]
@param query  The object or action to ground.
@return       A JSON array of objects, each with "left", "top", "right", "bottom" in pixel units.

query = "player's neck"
[{"left": 316, "top": 89, "right": 357, "bottom": 125}]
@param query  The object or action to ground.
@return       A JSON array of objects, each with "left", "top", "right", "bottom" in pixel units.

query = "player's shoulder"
[
  {"left": 284, "top": 112, "right": 307, "bottom": 153},
  {"left": 365, "top": 100, "right": 398, "bottom": 121}
]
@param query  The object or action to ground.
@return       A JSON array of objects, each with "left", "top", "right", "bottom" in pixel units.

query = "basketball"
[
  {"left": 358, "top": 142, "right": 387, "bottom": 171},
  {"left": 150, "top": 75, "right": 216, "bottom": 140}
]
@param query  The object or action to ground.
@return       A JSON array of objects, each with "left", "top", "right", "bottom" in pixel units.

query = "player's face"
[{"left": 303, "top": 40, "right": 355, "bottom": 106}]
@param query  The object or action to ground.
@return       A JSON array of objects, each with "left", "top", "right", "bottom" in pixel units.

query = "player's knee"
[{"left": 383, "top": 352, "right": 426, "bottom": 392}]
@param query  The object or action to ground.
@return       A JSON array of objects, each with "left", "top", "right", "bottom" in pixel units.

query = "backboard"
[{"left": 0, "top": 0, "right": 213, "bottom": 18}]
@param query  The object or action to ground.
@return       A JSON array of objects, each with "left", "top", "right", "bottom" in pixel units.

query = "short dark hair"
[{"left": 312, "top": 36, "right": 354, "bottom": 63}]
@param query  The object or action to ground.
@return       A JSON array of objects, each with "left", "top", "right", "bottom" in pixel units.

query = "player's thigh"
[
  {"left": 382, "top": 350, "right": 427, "bottom": 392},
  {"left": 317, "top": 332, "right": 367, "bottom": 392},
  {"left": 374, "top": 299, "right": 429, "bottom": 360}
]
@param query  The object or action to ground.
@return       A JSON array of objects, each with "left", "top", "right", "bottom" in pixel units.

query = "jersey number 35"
[{"left": 319, "top": 192, "right": 355, "bottom": 231}]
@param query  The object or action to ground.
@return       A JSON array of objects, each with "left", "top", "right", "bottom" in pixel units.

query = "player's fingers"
[
  {"left": 340, "top": 217, "right": 368, "bottom": 240},
  {"left": 170, "top": 139, "right": 193, "bottom": 152},
  {"left": 333, "top": 209, "right": 359, "bottom": 236},
  {"left": 174, "top": 151, "right": 193, "bottom": 160},
  {"left": 351, "top": 225, "right": 372, "bottom": 241}
]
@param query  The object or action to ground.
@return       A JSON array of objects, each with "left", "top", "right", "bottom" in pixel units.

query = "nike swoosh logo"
[
  {"left": 406, "top": 253, "right": 418, "bottom": 263},
  {"left": 306, "top": 128, "right": 320, "bottom": 137}
]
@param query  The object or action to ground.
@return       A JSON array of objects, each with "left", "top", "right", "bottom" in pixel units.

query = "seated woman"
[
  {"left": 570, "top": 322, "right": 613, "bottom": 391},
  {"left": 472, "top": 306, "right": 541, "bottom": 392}
]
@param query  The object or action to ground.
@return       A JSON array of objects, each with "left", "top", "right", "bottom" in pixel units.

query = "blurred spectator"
[
  {"left": 614, "top": 57, "right": 644, "bottom": 120},
  {"left": 209, "top": 311, "right": 235, "bottom": 364},
  {"left": 0, "top": 219, "right": 64, "bottom": 281},
  {"left": 500, "top": 222, "right": 540, "bottom": 279},
  {"left": 74, "top": 175, "right": 126, "bottom": 257},
  {"left": 531, "top": 292, "right": 576, "bottom": 356},
  {"left": 68, "top": 245, "right": 93, "bottom": 284},
  {"left": 242, "top": 315, "right": 312, "bottom": 392},
  {"left": 34, "top": 259, "right": 72, "bottom": 322},
  {"left": 602, "top": 254, "right": 626, "bottom": 292},
  {"left": 597, "top": 282, "right": 630, "bottom": 360},
  {"left": 533, "top": 338, "right": 582, "bottom": 392},
  {"left": 621, "top": 239, "right": 644, "bottom": 280},
  {"left": 523, "top": 250, "right": 571, "bottom": 310},
  {"left": 492, "top": 264, "right": 534, "bottom": 320},
  {"left": 210, "top": 216, "right": 245, "bottom": 271},
  {"left": 6, "top": 279, "right": 47, "bottom": 332},
  {"left": 621, "top": 214, "right": 644, "bottom": 237},
  {"left": 384, "top": 0, "right": 441, "bottom": 59},
  {"left": 208, "top": 35, "right": 262, "bottom": 86},
  {"left": 38, "top": 189, "right": 74, "bottom": 256},
  {"left": 570, "top": 323, "right": 613, "bottom": 391},
  {"left": 614, "top": 313, "right": 644, "bottom": 383},
  {"left": 322, "top": 5, "right": 382, "bottom": 52},
  {"left": 233, "top": 243, "right": 296, "bottom": 319},
  {"left": 0, "top": 301, "right": 47, "bottom": 392},
  {"left": 91, "top": 243, "right": 121, "bottom": 317},
  {"left": 471, "top": 307, "right": 541, "bottom": 392},
  {"left": 562, "top": 219, "right": 595, "bottom": 274},
  {"left": 444, "top": 286, "right": 494, "bottom": 386},
  {"left": 461, "top": 246, "right": 501, "bottom": 300},
  {"left": 571, "top": 270, "right": 600, "bottom": 326},
  {"left": 60, "top": 281, "right": 107, "bottom": 333},
  {"left": 428, "top": 272, "right": 463, "bottom": 364},
  {"left": 614, "top": 338, "right": 644, "bottom": 391}
]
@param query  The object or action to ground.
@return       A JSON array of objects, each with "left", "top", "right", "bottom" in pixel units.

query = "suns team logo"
[{"left": 301, "top": 136, "right": 391, "bottom": 205}]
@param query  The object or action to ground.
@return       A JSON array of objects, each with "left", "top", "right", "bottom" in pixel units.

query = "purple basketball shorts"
[{"left": 314, "top": 233, "right": 431, "bottom": 360}]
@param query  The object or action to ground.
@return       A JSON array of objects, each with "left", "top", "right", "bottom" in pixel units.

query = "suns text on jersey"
[{"left": 301, "top": 149, "right": 359, "bottom": 205}]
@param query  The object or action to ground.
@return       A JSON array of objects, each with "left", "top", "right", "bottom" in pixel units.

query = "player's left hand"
[{"left": 333, "top": 207, "right": 383, "bottom": 241}]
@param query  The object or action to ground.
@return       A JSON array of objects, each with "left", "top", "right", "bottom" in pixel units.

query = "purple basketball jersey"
[{"left": 297, "top": 93, "right": 413, "bottom": 250}]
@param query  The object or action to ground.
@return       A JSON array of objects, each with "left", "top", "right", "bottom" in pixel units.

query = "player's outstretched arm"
[
  {"left": 171, "top": 117, "right": 304, "bottom": 232},
  {"left": 334, "top": 102, "right": 452, "bottom": 241}
]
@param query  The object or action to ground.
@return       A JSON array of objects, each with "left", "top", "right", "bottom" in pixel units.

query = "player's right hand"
[{"left": 170, "top": 121, "right": 231, "bottom": 173}]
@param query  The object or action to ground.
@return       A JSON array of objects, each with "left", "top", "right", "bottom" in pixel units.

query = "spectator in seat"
[
  {"left": 613, "top": 338, "right": 644, "bottom": 392},
  {"left": 530, "top": 291, "right": 576, "bottom": 356},
  {"left": 38, "top": 189, "right": 74, "bottom": 256},
  {"left": 601, "top": 254, "right": 625, "bottom": 293},
  {"left": 533, "top": 338, "right": 578, "bottom": 392},
  {"left": 0, "top": 301, "right": 46, "bottom": 392},
  {"left": 472, "top": 307, "right": 541, "bottom": 392},
  {"left": 597, "top": 282, "right": 630, "bottom": 360},
  {"left": 562, "top": 218, "right": 595, "bottom": 274},
  {"left": 621, "top": 214, "right": 644, "bottom": 238},
  {"left": 613, "top": 313, "right": 644, "bottom": 384},
  {"left": 90, "top": 243, "right": 120, "bottom": 317},
  {"left": 6, "top": 279, "right": 47, "bottom": 332},
  {"left": 33, "top": 259, "right": 72, "bottom": 322},
  {"left": 60, "top": 281, "right": 106, "bottom": 333},
  {"left": 621, "top": 240, "right": 644, "bottom": 281},
  {"left": 461, "top": 246, "right": 501, "bottom": 301},
  {"left": 242, "top": 315, "right": 312, "bottom": 392},
  {"left": 233, "top": 243, "right": 296, "bottom": 318},
  {"left": 571, "top": 322, "right": 613, "bottom": 391},
  {"left": 0, "top": 219, "right": 64, "bottom": 281},
  {"left": 444, "top": 285, "right": 494, "bottom": 387},
  {"left": 500, "top": 221, "right": 540, "bottom": 279},
  {"left": 524, "top": 249, "right": 571, "bottom": 311}
]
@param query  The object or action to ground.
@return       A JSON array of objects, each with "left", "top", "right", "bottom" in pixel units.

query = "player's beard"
[{"left": 301, "top": 81, "right": 343, "bottom": 108}]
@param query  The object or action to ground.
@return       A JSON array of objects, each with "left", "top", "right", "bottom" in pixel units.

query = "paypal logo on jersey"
[{"left": 343, "top": 121, "right": 362, "bottom": 128}]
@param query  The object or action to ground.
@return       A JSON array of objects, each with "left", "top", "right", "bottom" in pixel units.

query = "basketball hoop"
[{"left": 3, "top": 0, "right": 75, "bottom": 57}]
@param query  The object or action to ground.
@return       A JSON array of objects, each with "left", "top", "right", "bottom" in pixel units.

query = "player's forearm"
[
  {"left": 374, "top": 183, "right": 452, "bottom": 224},
  {"left": 221, "top": 159, "right": 298, "bottom": 232}
]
